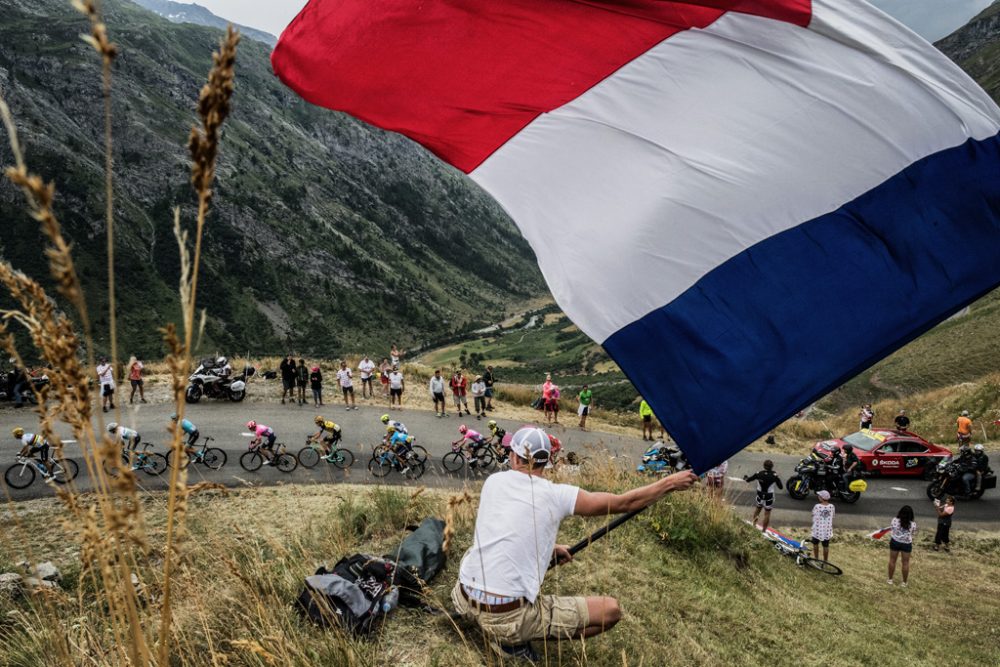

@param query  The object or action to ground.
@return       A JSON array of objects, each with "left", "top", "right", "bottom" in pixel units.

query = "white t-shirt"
[
  {"left": 471, "top": 381, "right": 486, "bottom": 397},
  {"left": 97, "top": 363, "right": 114, "bottom": 387},
  {"left": 429, "top": 376, "right": 445, "bottom": 394},
  {"left": 336, "top": 368, "right": 353, "bottom": 388},
  {"left": 358, "top": 359, "right": 376, "bottom": 379},
  {"left": 388, "top": 371, "right": 404, "bottom": 390},
  {"left": 458, "top": 470, "right": 579, "bottom": 602}
]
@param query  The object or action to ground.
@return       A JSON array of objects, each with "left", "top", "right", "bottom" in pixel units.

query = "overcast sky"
[{"left": 195, "top": 0, "right": 994, "bottom": 43}]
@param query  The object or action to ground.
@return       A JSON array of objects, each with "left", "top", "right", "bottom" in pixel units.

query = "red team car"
[{"left": 811, "top": 428, "right": 952, "bottom": 479}]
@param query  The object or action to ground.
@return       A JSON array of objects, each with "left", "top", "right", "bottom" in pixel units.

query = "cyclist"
[
  {"left": 380, "top": 413, "right": 408, "bottom": 435},
  {"left": 12, "top": 427, "right": 52, "bottom": 477},
  {"left": 170, "top": 413, "right": 201, "bottom": 457},
  {"left": 309, "top": 415, "right": 343, "bottom": 460},
  {"left": 453, "top": 424, "right": 487, "bottom": 466},
  {"left": 108, "top": 422, "right": 141, "bottom": 451},
  {"left": 486, "top": 420, "right": 509, "bottom": 464},
  {"left": 246, "top": 420, "right": 278, "bottom": 466},
  {"left": 387, "top": 428, "right": 417, "bottom": 474}
]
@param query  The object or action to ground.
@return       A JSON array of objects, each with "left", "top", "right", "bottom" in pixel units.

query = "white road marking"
[{"left": 891, "top": 487, "right": 909, "bottom": 492}]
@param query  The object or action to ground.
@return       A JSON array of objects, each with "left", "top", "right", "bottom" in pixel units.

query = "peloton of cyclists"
[
  {"left": 309, "top": 415, "right": 343, "bottom": 461},
  {"left": 246, "top": 420, "right": 278, "bottom": 466}
]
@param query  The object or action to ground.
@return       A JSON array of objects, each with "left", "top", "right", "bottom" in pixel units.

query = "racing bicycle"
[
  {"left": 297, "top": 437, "right": 355, "bottom": 469},
  {"left": 368, "top": 443, "right": 425, "bottom": 479},
  {"left": 442, "top": 440, "right": 495, "bottom": 473},
  {"left": 165, "top": 435, "right": 227, "bottom": 471},
  {"left": 4, "top": 453, "right": 79, "bottom": 489},
  {"left": 104, "top": 444, "right": 168, "bottom": 477},
  {"left": 758, "top": 524, "right": 843, "bottom": 575},
  {"left": 239, "top": 441, "right": 298, "bottom": 473}
]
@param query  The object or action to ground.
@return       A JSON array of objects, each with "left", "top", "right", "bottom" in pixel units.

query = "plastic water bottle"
[{"left": 381, "top": 588, "right": 399, "bottom": 614}]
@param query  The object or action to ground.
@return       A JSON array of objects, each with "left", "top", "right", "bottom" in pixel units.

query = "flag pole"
[{"left": 548, "top": 507, "right": 647, "bottom": 570}]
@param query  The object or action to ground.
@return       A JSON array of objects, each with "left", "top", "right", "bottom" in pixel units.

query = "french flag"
[{"left": 273, "top": 0, "right": 1000, "bottom": 472}]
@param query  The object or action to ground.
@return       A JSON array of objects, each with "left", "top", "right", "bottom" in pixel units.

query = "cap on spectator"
[
  {"left": 817, "top": 490, "right": 831, "bottom": 500},
  {"left": 511, "top": 427, "right": 551, "bottom": 462}
]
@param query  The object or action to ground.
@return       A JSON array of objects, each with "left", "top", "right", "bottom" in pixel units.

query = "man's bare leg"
[{"left": 574, "top": 597, "right": 622, "bottom": 639}]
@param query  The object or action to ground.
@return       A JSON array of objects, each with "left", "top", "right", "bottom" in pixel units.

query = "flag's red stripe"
[{"left": 272, "top": 0, "right": 811, "bottom": 173}]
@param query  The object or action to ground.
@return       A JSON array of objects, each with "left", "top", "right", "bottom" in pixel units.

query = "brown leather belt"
[{"left": 459, "top": 585, "right": 526, "bottom": 614}]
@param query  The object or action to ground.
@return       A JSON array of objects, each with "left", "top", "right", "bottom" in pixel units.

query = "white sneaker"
[
  {"left": 887, "top": 579, "right": 894, "bottom": 585},
  {"left": 900, "top": 582, "right": 907, "bottom": 588}
]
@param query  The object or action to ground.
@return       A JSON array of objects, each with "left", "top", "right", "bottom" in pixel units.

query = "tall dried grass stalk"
[{"left": 158, "top": 27, "right": 240, "bottom": 667}]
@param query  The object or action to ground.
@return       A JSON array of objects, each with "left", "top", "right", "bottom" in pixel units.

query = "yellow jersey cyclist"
[
  {"left": 12, "top": 427, "right": 53, "bottom": 478},
  {"left": 309, "top": 415, "right": 343, "bottom": 460}
]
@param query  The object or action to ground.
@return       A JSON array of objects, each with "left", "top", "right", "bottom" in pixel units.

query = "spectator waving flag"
[{"left": 273, "top": 0, "right": 1000, "bottom": 472}]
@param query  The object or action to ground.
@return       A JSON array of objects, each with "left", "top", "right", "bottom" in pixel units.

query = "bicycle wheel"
[
  {"left": 141, "top": 453, "right": 168, "bottom": 477},
  {"left": 409, "top": 445, "right": 429, "bottom": 465},
  {"left": 276, "top": 452, "right": 298, "bottom": 473},
  {"left": 240, "top": 450, "right": 263, "bottom": 472},
  {"left": 801, "top": 557, "right": 843, "bottom": 576},
  {"left": 404, "top": 460, "right": 426, "bottom": 480},
  {"left": 52, "top": 458, "right": 79, "bottom": 484},
  {"left": 332, "top": 448, "right": 354, "bottom": 469},
  {"left": 166, "top": 448, "right": 191, "bottom": 470},
  {"left": 368, "top": 453, "right": 393, "bottom": 478},
  {"left": 477, "top": 448, "right": 495, "bottom": 470},
  {"left": 202, "top": 448, "right": 227, "bottom": 470},
  {"left": 4, "top": 463, "right": 35, "bottom": 489},
  {"left": 442, "top": 451, "right": 465, "bottom": 473},
  {"left": 297, "top": 446, "right": 320, "bottom": 469}
]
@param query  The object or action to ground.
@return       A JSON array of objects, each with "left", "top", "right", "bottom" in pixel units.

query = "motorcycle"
[
  {"left": 637, "top": 442, "right": 689, "bottom": 475},
  {"left": 185, "top": 357, "right": 254, "bottom": 403},
  {"left": 926, "top": 456, "right": 996, "bottom": 501},
  {"left": 786, "top": 453, "right": 865, "bottom": 503},
  {"left": 0, "top": 368, "right": 50, "bottom": 404}
]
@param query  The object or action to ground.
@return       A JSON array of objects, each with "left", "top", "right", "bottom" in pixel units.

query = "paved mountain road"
[{"left": 2, "top": 402, "right": 997, "bottom": 531}]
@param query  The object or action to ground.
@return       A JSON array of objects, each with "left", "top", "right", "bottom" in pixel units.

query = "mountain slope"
[
  {"left": 0, "top": 0, "right": 545, "bottom": 358},
  {"left": 129, "top": 0, "right": 277, "bottom": 46}
]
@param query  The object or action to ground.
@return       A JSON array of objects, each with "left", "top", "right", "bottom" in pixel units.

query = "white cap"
[
  {"left": 817, "top": 490, "right": 831, "bottom": 501},
  {"left": 510, "top": 427, "right": 551, "bottom": 463},
  {"left": 974, "top": 444, "right": 985, "bottom": 451}
]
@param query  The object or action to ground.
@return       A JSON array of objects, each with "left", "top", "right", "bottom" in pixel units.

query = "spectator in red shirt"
[{"left": 450, "top": 369, "right": 471, "bottom": 416}]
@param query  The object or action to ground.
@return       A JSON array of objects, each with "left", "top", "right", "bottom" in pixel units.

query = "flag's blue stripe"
[{"left": 604, "top": 133, "right": 1000, "bottom": 474}]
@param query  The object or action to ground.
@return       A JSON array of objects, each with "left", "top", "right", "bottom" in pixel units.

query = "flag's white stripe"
[{"left": 470, "top": 0, "right": 1000, "bottom": 343}]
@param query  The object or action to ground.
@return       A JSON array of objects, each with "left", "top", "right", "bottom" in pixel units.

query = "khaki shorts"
[{"left": 451, "top": 582, "right": 589, "bottom": 644}]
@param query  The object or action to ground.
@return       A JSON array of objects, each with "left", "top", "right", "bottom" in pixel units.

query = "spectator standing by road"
[
  {"left": 310, "top": 365, "right": 323, "bottom": 407},
  {"left": 390, "top": 344, "right": 403, "bottom": 367},
  {"left": 358, "top": 355, "right": 376, "bottom": 399},
  {"left": 859, "top": 403, "right": 874, "bottom": 429},
  {"left": 388, "top": 366, "right": 405, "bottom": 409},
  {"left": 705, "top": 459, "right": 729, "bottom": 499},
  {"left": 128, "top": 356, "right": 146, "bottom": 404},
  {"left": 483, "top": 365, "right": 496, "bottom": 411},
  {"left": 577, "top": 384, "right": 593, "bottom": 430},
  {"left": 811, "top": 490, "right": 835, "bottom": 562},
  {"left": 10, "top": 360, "right": 29, "bottom": 409},
  {"left": 956, "top": 410, "right": 973, "bottom": 445},
  {"left": 933, "top": 496, "right": 954, "bottom": 552},
  {"left": 379, "top": 357, "right": 391, "bottom": 398},
  {"left": 337, "top": 361, "right": 357, "bottom": 410},
  {"left": 450, "top": 369, "right": 470, "bottom": 416},
  {"left": 639, "top": 399, "right": 654, "bottom": 441},
  {"left": 429, "top": 369, "right": 447, "bottom": 417},
  {"left": 296, "top": 359, "right": 309, "bottom": 406},
  {"left": 744, "top": 460, "right": 782, "bottom": 532},
  {"left": 894, "top": 409, "right": 910, "bottom": 432},
  {"left": 471, "top": 375, "right": 487, "bottom": 419},
  {"left": 97, "top": 356, "right": 115, "bottom": 413},
  {"left": 887, "top": 505, "right": 916, "bottom": 586},
  {"left": 279, "top": 354, "right": 296, "bottom": 405},
  {"left": 542, "top": 373, "right": 557, "bottom": 425}
]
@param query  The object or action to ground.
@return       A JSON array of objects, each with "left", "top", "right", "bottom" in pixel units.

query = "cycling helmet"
[
  {"left": 380, "top": 414, "right": 390, "bottom": 424},
  {"left": 12, "top": 427, "right": 24, "bottom": 439},
  {"left": 170, "top": 413, "right": 178, "bottom": 421},
  {"left": 246, "top": 420, "right": 257, "bottom": 431},
  {"left": 405, "top": 435, "right": 414, "bottom": 444},
  {"left": 487, "top": 420, "right": 497, "bottom": 429},
  {"left": 974, "top": 443, "right": 985, "bottom": 451},
  {"left": 314, "top": 415, "right": 325, "bottom": 425},
  {"left": 458, "top": 424, "right": 468, "bottom": 434},
  {"left": 107, "top": 422, "right": 119, "bottom": 433},
  {"left": 217, "top": 356, "right": 228, "bottom": 366}
]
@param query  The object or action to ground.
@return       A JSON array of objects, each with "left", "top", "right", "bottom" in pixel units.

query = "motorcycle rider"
[
  {"left": 216, "top": 356, "right": 232, "bottom": 378},
  {"left": 839, "top": 444, "right": 861, "bottom": 491},
  {"left": 246, "top": 420, "right": 278, "bottom": 466},
  {"left": 309, "top": 415, "right": 343, "bottom": 460},
  {"left": 972, "top": 444, "right": 990, "bottom": 493},
  {"left": 12, "top": 427, "right": 52, "bottom": 477},
  {"left": 956, "top": 444, "right": 977, "bottom": 495}
]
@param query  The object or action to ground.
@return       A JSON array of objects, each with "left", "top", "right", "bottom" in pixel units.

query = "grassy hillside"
[
  {"left": 0, "top": 0, "right": 545, "bottom": 360},
  {"left": 2, "top": 473, "right": 997, "bottom": 666}
]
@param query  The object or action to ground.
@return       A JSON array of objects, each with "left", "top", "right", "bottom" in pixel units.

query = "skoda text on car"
[{"left": 811, "top": 429, "right": 952, "bottom": 479}]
